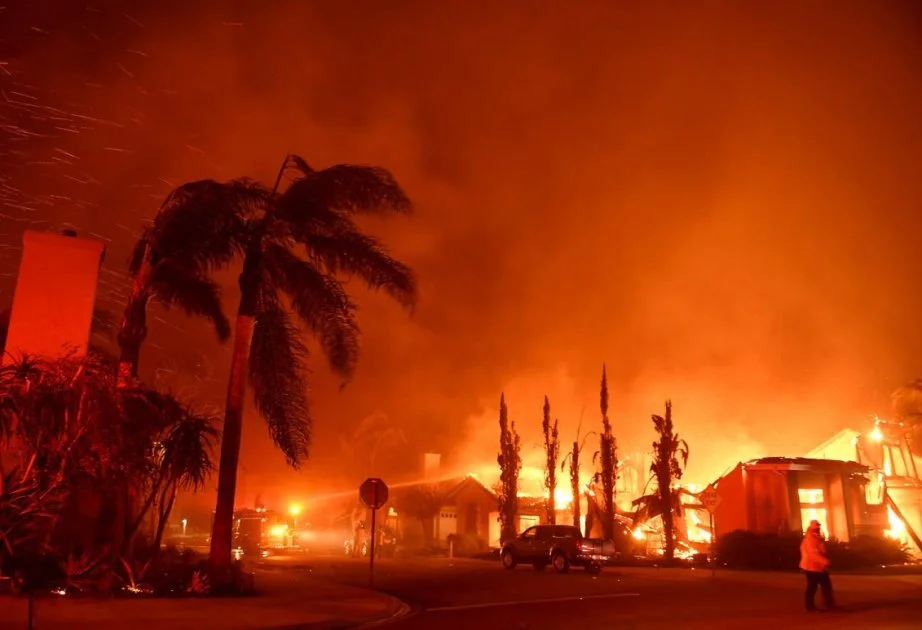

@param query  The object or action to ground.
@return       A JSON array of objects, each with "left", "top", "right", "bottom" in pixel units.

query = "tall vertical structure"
[
  {"left": 422, "top": 453, "right": 442, "bottom": 480},
  {"left": 3, "top": 229, "right": 106, "bottom": 362}
]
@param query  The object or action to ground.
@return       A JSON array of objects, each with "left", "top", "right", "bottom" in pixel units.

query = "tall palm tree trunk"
[
  {"left": 208, "top": 155, "right": 292, "bottom": 577},
  {"left": 208, "top": 305, "right": 256, "bottom": 573},
  {"left": 661, "top": 488, "right": 675, "bottom": 563},
  {"left": 117, "top": 254, "right": 152, "bottom": 388}
]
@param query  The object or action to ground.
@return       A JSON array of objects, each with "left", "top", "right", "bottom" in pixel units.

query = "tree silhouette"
[
  {"left": 139, "top": 154, "right": 417, "bottom": 579},
  {"left": 497, "top": 393, "right": 521, "bottom": 544},
  {"left": 644, "top": 400, "right": 689, "bottom": 563},
  {"left": 561, "top": 413, "right": 594, "bottom": 533},
  {"left": 593, "top": 364, "right": 618, "bottom": 541},
  {"left": 541, "top": 396, "right": 560, "bottom": 524}
]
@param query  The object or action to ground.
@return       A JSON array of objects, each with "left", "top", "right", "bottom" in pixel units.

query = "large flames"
[{"left": 467, "top": 463, "right": 589, "bottom": 508}]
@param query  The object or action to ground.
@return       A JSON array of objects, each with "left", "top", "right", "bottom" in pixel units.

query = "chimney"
[
  {"left": 423, "top": 453, "right": 441, "bottom": 481},
  {"left": 3, "top": 230, "right": 106, "bottom": 363}
]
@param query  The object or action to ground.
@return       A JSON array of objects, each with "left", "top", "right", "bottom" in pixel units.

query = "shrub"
[
  {"left": 449, "top": 533, "right": 486, "bottom": 557},
  {"left": 715, "top": 530, "right": 910, "bottom": 571},
  {"left": 827, "top": 535, "right": 910, "bottom": 570}
]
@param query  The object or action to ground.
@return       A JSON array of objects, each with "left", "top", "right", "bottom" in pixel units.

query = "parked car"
[{"left": 500, "top": 525, "right": 613, "bottom": 573}]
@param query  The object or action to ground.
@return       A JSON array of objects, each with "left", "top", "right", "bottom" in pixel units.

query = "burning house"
[
  {"left": 805, "top": 420, "right": 922, "bottom": 556},
  {"left": 709, "top": 457, "right": 881, "bottom": 542}
]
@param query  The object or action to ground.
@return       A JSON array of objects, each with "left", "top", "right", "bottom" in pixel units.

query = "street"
[{"left": 261, "top": 555, "right": 922, "bottom": 629}]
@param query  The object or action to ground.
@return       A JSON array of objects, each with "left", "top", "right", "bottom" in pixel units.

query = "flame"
[
  {"left": 473, "top": 462, "right": 592, "bottom": 509},
  {"left": 884, "top": 505, "right": 906, "bottom": 541}
]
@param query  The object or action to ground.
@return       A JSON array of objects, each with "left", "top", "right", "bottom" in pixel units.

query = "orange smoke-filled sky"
[{"left": 2, "top": 1, "right": 922, "bottom": 501}]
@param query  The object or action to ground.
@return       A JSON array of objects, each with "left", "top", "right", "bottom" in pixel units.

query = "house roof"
[
  {"left": 742, "top": 456, "right": 869, "bottom": 474},
  {"left": 806, "top": 428, "right": 862, "bottom": 461},
  {"left": 443, "top": 475, "right": 497, "bottom": 502}
]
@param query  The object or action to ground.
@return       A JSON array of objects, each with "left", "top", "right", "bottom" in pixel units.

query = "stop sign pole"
[
  {"left": 698, "top": 485, "right": 721, "bottom": 578},
  {"left": 359, "top": 477, "right": 389, "bottom": 590}
]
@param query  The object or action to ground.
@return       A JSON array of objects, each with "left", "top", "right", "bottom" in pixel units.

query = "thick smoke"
[{"left": 2, "top": 1, "right": 921, "bottom": 505}]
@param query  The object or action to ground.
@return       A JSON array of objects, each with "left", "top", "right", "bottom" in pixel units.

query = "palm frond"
[
  {"left": 148, "top": 261, "right": 231, "bottom": 341},
  {"left": 279, "top": 164, "right": 411, "bottom": 217},
  {"left": 145, "top": 178, "right": 269, "bottom": 272},
  {"left": 263, "top": 243, "right": 360, "bottom": 377},
  {"left": 160, "top": 404, "right": 219, "bottom": 490},
  {"left": 302, "top": 229, "right": 417, "bottom": 311},
  {"left": 285, "top": 154, "right": 314, "bottom": 179},
  {"left": 248, "top": 297, "right": 312, "bottom": 467}
]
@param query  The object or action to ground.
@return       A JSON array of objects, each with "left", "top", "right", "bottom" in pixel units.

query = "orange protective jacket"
[{"left": 799, "top": 532, "right": 830, "bottom": 572}]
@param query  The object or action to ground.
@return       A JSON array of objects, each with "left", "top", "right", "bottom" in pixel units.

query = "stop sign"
[{"left": 359, "top": 477, "right": 389, "bottom": 510}]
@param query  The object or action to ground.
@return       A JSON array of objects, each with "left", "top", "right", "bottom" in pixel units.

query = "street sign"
[
  {"left": 698, "top": 485, "right": 721, "bottom": 514},
  {"left": 359, "top": 477, "right": 389, "bottom": 510},
  {"left": 359, "top": 477, "right": 389, "bottom": 590}
]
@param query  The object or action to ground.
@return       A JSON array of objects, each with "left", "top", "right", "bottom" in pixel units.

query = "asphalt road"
[{"left": 262, "top": 555, "right": 922, "bottom": 630}]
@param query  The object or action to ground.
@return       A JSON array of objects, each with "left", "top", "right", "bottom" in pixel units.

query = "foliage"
[
  {"left": 148, "top": 155, "right": 417, "bottom": 466},
  {"left": 111, "top": 546, "right": 253, "bottom": 597},
  {"left": 397, "top": 484, "right": 443, "bottom": 522},
  {"left": 715, "top": 530, "right": 910, "bottom": 571},
  {"left": 118, "top": 229, "right": 232, "bottom": 385},
  {"left": 497, "top": 393, "right": 522, "bottom": 544},
  {"left": 647, "top": 400, "right": 689, "bottom": 563},
  {"left": 448, "top": 532, "right": 487, "bottom": 557},
  {"left": 0, "top": 353, "right": 217, "bottom": 594},
  {"left": 592, "top": 365, "right": 618, "bottom": 541},
  {"left": 145, "top": 155, "right": 418, "bottom": 574},
  {"left": 541, "top": 396, "right": 560, "bottom": 525},
  {"left": 0, "top": 460, "right": 63, "bottom": 580}
]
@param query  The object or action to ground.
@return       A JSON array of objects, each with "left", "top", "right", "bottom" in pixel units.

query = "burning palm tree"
[
  {"left": 560, "top": 412, "right": 594, "bottom": 533},
  {"left": 633, "top": 400, "right": 689, "bottom": 563}
]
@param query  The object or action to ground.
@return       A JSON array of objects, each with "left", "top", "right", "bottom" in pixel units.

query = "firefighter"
[{"left": 799, "top": 519, "right": 836, "bottom": 611}]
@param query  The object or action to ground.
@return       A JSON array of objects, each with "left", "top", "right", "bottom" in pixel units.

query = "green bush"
[{"left": 715, "top": 530, "right": 909, "bottom": 571}]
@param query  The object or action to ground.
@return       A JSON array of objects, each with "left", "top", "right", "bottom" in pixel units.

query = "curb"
[{"left": 356, "top": 594, "right": 414, "bottom": 628}]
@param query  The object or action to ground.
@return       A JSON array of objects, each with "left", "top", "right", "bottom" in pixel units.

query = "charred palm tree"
[
  {"left": 646, "top": 400, "right": 689, "bottom": 563},
  {"left": 149, "top": 155, "right": 417, "bottom": 576},
  {"left": 593, "top": 365, "right": 618, "bottom": 541},
  {"left": 541, "top": 396, "right": 560, "bottom": 525},
  {"left": 560, "top": 413, "right": 594, "bottom": 533}
]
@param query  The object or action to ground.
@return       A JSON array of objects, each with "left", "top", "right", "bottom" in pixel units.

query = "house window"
[
  {"left": 798, "top": 489, "right": 823, "bottom": 504},
  {"left": 798, "top": 488, "right": 828, "bottom": 534}
]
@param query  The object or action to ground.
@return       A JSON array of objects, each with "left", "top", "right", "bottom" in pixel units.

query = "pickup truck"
[{"left": 500, "top": 524, "right": 613, "bottom": 573}]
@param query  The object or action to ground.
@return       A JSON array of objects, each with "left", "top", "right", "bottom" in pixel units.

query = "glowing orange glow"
[
  {"left": 884, "top": 505, "right": 907, "bottom": 541},
  {"left": 289, "top": 503, "right": 302, "bottom": 517},
  {"left": 869, "top": 426, "right": 884, "bottom": 442}
]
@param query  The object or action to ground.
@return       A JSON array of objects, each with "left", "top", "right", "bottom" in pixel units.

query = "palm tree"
[
  {"left": 593, "top": 365, "right": 618, "bottom": 541},
  {"left": 120, "top": 390, "right": 219, "bottom": 560},
  {"left": 642, "top": 400, "right": 689, "bottom": 563},
  {"left": 146, "top": 155, "right": 417, "bottom": 576},
  {"left": 117, "top": 223, "right": 232, "bottom": 388},
  {"left": 560, "top": 413, "right": 594, "bottom": 533}
]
